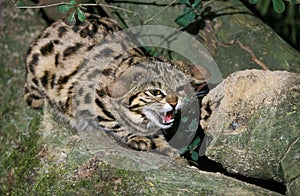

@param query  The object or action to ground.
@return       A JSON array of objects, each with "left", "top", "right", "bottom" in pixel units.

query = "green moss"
[
  {"left": 277, "top": 90, "right": 300, "bottom": 184},
  {"left": 0, "top": 31, "right": 42, "bottom": 193},
  {"left": 0, "top": 110, "right": 41, "bottom": 195},
  {"left": 0, "top": 2, "right": 46, "bottom": 194},
  {"left": 33, "top": 166, "right": 100, "bottom": 195},
  {"left": 246, "top": 89, "right": 300, "bottom": 181},
  {"left": 31, "top": 158, "right": 152, "bottom": 195},
  {"left": 0, "top": 54, "right": 42, "bottom": 194}
]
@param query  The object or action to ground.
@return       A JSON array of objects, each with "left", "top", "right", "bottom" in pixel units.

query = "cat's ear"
[
  {"left": 106, "top": 68, "right": 146, "bottom": 98},
  {"left": 174, "top": 60, "right": 211, "bottom": 82},
  {"left": 106, "top": 75, "right": 132, "bottom": 98},
  {"left": 188, "top": 63, "right": 210, "bottom": 81}
]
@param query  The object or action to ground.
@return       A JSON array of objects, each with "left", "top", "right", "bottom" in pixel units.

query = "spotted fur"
[{"left": 24, "top": 14, "right": 208, "bottom": 158}]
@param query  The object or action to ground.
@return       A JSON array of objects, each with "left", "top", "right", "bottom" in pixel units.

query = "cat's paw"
[
  {"left": 127, "top": 136, "right": 152, "bottom": 151},
  {"left": 174, "top": 156, "right": 189, "bottom": 166},
  {"left": 151, "top": 135, "right": 180, "bottom": 158},
  {"left": 158, "top": 146, "right": 181, "bottom": 158}
]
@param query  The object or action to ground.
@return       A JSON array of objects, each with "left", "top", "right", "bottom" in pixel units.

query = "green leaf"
[
  {"left": 291, "top": 0, "right": 296, "bottom": 5},
  {"left": 190, "top": 136, "right": 201, "bottom": 149},
  {"left": 191, "top": 137, "right": 201, "bottom": 147},
  {"left": 248, "top": 0, "right": 258, "bottom": 4},
  {"left": 17, "top": 0, "right": 25, "bottom": 7},
  {"left": 66, "top": 11, "right": 76, "bottom": 25},
  {"left": 175, "top": 11, "right": 195, "bottom": 27},
  {"left": 187, "top": 11, "right": 196, "bottom": 20},
  {"left": 69, "top": 0, "right": 77, "bottom": 5},
  {"left": 77, "top": 8, "right": 86, "bottom": 22},
  {"left": 192, "top": 0, "right": 202, "bottom": 8},
  {"left": 17, "top": 0, "right": 26, "bottom": 12},
  {"left": 184, "top": 6, "right": 192, "bottom": 14},
  {"left": 272, "top": 0, "right": 285, "bottom": 13},
  {"left": 191, "top": 151, "right": 199, "bottom": 161},
  {"left": 179, "top": 0, "right": 191, "bottom": 5},
  {"left": 175, "top": 13, "right": 190, "bottom": 27},
  {"left": 181, "top": 116, "right": 189, "bottom": 123},
  {"left": 57, "top": 4, "right": 72, "bottom": 13}
]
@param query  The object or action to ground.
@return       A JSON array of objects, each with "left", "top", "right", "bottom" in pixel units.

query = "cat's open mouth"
[
  {"left": 143, "top": 108, "right": 175, "bottom": 129},
  {"left": 162, "top": 111, "right": 175, "bottom": 125}
]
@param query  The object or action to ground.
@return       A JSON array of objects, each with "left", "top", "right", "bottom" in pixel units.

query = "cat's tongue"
[{"left": 163, "top": 111, "right": 173, "bottom": 123}]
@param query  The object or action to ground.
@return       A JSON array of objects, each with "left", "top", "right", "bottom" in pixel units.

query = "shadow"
[
  {"left": 195, "top": 156, "right": 286, "bottom": 195},
  {"left": 183, "top": 5, "right": 255, "bottom": 35}
]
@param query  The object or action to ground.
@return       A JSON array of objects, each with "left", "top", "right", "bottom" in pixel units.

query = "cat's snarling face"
[{"left": 110, "top": 61, "right": 202, "bottom": 135}]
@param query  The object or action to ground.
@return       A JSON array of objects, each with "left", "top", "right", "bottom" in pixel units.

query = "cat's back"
[{"left": 24, "top": 14, "right": 121, "bottom": 112}]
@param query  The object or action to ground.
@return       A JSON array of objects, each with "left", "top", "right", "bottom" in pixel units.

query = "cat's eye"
[{"left": 148, "top": 89, "right": 162, "bottom": 96}]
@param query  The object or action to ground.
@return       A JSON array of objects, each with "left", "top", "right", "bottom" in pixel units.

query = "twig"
[
  {"left": 16, "top": 1, "right": 137, "bottom": 15},
  {"left": 236, "top": 40, "right": 269, "bottom": 70},
  {"left": 221, "top": 38, "right": 269, "bottom": 70},
  {"left": 16, "top": 1, "right": 69, "bottom": 9},
  {"left": 144, "top": 0, "right": 177, "bottom": 24},
  {"left": 79, "top": 3, "right": 137, "bottom": 15},
  {"left": 143, "top": 0, "right": 217, "bottom": 25}
]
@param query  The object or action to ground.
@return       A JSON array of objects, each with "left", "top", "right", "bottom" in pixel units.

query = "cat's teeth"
[
  {"left": 164, "top": 119, "right": 174, "bottom": 124},
  {"left": 162, "top": 110, "right": 175, "bottom": 124}
]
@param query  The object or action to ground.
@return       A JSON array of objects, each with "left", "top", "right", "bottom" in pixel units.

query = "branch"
[
  {"left": 143, "top": 0, "right": 217, "bottom": 25},
  {"left": 15, "top": 1, "right": 137, "bottom": 15},
  {"left": 16, "top": 1, "right": 69, "bottom": 9},
  {"left": 144, "top": 0, "right": 177, "bottom": 24},
  {"left": 79, "top": 3, "right": 137, "bottom": 15}
]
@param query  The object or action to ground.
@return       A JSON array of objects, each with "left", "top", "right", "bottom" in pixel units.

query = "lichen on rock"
[{"left": 201, "top": 69, "right": 300, "bottom": 192}]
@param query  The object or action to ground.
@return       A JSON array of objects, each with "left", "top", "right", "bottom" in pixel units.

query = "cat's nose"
[
  {"left": 166, "top": 95, "right": 178, "bottom": 109},
  {"left": 169, "top": 102, "right": 177, "bottom": 109}
]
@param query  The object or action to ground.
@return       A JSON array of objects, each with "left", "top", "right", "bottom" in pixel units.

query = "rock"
[
  {"left": 201, "top": 69, "right": 300, "bottom": 194},
  {"left": 106, "top": 0, "right": 300, "bottom": 75}
]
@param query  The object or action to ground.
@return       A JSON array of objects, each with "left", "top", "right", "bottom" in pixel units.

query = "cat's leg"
[
  {"left": 125, "top": 135, "right": 153, "bottom": 151},
  {"left": 24, "top": 82, "right": 44, "bottom": 109},
  {"left": 123, "top": 133, "right": 180, "bottom": 158},
  {"left": 150, "top": 134, "right": 181, "bottom": 158}
]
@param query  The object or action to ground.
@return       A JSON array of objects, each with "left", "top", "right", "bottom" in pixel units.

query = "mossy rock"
[
  {"left": 201, "top": 70, "right": 300, "bottom": 195},
  {"left": 107, "top": 0, "right": 300, "bottom": 76}
]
